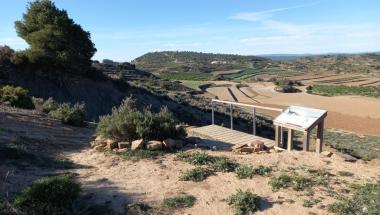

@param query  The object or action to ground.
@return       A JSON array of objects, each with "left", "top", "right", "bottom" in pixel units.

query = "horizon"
[{"left": 1, "top": 0, "right": 380, "bottom": 61}]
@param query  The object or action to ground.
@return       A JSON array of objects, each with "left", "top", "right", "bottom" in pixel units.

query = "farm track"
[
  {"left": 291, "top": 73, "right": 349, "bottom": 81},
  {"left": 227, "top": 88, "right": 238, "bottom": 102}
]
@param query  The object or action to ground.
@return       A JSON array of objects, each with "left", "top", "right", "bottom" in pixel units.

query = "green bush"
[
  {"left": 13, "top": 175, "right": 80, "bottom": 215},
  {"left": 210, "top": 157, "right": 239, "bottom": 172},
  {"left": 179, "top": 167, "right": 213, "bottom": 182},
  {"left": 235, "top": 165, "right": 272, "bottom": 179},
  {"left": 270, "top": 173, "right": 314, "bottom": 192},
  {"left": 328, "top": 182, "right": 380, "bottom": 215},
  {"left": 162, "top": 193, "right": 196, "bottom": 209},
  {"left": 49, "top": 102, "right": 86, "bottom": 126},
  {"left": 0, "top": 85, "right": 35, "bottom": 109},
  {"left": 269, "top": 174, "right": 293, "bottom": 191},
  {"left": 0, "top": 45, "right": 15, "bottom": 64},
  {"left": 226, "top": 189, "right": 259, "bottom": 215},
  {"left": 175, "top": 151, "right": 214, "bottom": 165},
  {"left": 97, "top": 97, "right": 186, "bottom": 142},
  {"left": 42, "top": 97, "right": 59, "bottom": 113}
]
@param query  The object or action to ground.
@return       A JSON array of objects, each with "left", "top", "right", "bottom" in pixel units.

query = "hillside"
[{"left": 132, "top": 51, "right": 268, "bottom": 73}]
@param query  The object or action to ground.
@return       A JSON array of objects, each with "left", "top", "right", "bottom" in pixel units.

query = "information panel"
[{"left": 273, "top": 106, "right": 327, "bottom": 130}]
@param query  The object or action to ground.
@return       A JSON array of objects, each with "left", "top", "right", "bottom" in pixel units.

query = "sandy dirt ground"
[
  {"left": 204, "top": 81, "right": 380, "bottom": 136},
  {"left": 2, "top": 105, "right": 380, "bottom": 215}
]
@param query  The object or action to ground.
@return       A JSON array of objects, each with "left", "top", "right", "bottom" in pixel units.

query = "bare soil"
[{"left": 1, "top": 105, "right": 379, "bottom": 215}]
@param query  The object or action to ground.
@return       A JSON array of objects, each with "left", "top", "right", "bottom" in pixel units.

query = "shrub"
[
  {"left": 226, "top": 189, "right": 259, "bottom": 215},
  {"left": 175, "top": 151, "right": 213, "bottom": 165},
  {"left": 42, "top": 97, "right": 59, "bottom": 113},
  {"left": 269, "top": 174, "right": 293, "bottom": 191},
  {"left": 328, "top": 182, "right": 380, "bottom": 215},
  {"left": 337, "top": 171, "right": 354, "bottom": 177},
  {"left": 49, "top": 102, "right": 86, "bottom": 126},
  {"left": 13, "top": 175, "right": 80, "bottom": 215},
  {"left": 179, "top": 167, "right": 213, "bottom": 182},
  {"left": 235, "top": 165, "right": 272, "bottom": 179},
  {"left": 124, "top": 202, "right": 151, "bottom": 215},
  {"left": 0, "top": 85, "right": 35, "bottom": 109},
  {"left": 235, "top": 165, "right": 256, "bottom": 179},
  {"left": 210, "top": 157, "right": 239, "bottom": 172},
  {"left": 0, "top": 45, "right": 15, "bottom": 64},
  {"left": 97, "top": 97, "right": 186, "bottom": 142},
  {"left": 162, "top": 193, "right": 196, "bottom": 209}
]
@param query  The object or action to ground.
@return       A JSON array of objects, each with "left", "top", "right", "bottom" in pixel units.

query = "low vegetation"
[
  {"left": 328, "top": 182, "right": 380, "bottom": 215},
  {"left": 160, "top": 72, "right": 212, "bottom": 81},
  {"left": 0, "top": 85, "right": 35, "bottom": 109},
  {"left": 162, "top": 193, "right": 196, "bottom": 209},
  {"left": 270, "top": 173, "right": 314, "bottom": 192},
  {"left": 226, "top": 189, "right": 259, "bottom": 215},
  {"left": 97, "top": 97, "right": 186, "bottom": 142},
  {"left": 13, "top": 175, "right": 81, "bottom": 215},
  {"left": 309, "top": 85, "right": 380, "bottom": 98},
  {"left": 49, "top": 102, "right": 86, "bottom": 126},
  {"left": 176, "top": 152, "right": 239, "bottom": 172},
  {"left": 235, "top": 165, "right": 272, "bottom": 179},
  {"left": 273, "top": 79, "right": 301, "bottom": 93},
  {"left": 179, "top": 167, "right": 213, "bottom": 182},
  {"left": 324, "top": 130, "right": 380, "bottom": 160}
]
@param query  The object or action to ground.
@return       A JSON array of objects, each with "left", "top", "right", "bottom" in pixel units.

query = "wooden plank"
[
  {"left": 287, "top": 129, "right": 294, "bottom": 151},
  {"left": 316, "top": 121, "right": 324, "bottom": 153},
  {"left": 275, "top": 126, "right": 281, "bottom": 147},
  {"left": 303, "top": 131, "right": 310, "bottom": 151},
  {"left": 212, "top": 99, "right": 283, "bottom": 112}
]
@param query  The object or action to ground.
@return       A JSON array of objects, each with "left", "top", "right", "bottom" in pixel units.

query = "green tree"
[{"left": 15, "top": 0, "right": 96, "bottom": 74}]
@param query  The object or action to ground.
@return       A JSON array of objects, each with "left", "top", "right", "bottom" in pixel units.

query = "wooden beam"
[
  {"left": 303, "top": 131, "right": 310, "bottom": 151},
  {"left": 287, "top": 128, "right": 294, "bottom": 151},
  {"left": 316, "top": 121, "right": 324, "bottom": 153},
  {"left": 212, "top": 99, "right": 283, "bottom": 112},
  {"left": 275, "top": 125, "right": 281, "bottom": 147}
]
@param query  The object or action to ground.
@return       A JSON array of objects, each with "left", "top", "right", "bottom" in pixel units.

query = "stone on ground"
[
  {"left": 146, "top": 140, "right": 163, "bottom": 150},
  {"left": 131, "top": 139, "right": 145, "bottom": 150},
  {"left": 118, "top": 142, "right": 129, "bottom": 149}
]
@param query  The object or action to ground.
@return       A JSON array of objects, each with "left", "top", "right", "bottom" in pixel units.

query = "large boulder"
[
  {"left": 131, "top": 139, "right": 145, "bottom": 150},
  {"left": 146, "top": 140, "right": 163, "bottom": 151}
]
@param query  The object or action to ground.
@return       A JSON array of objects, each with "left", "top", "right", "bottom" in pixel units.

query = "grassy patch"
[
  {"left": 309, "top": 85, "right": 380, "bottom": 98},
  {"left": 337, "top": 171, "right": 354, "bottom": 177},
  {"left": 124, "top": 202, "right": 151, "bottom": 215},
  {"left": 226, "top": 189, "right": 259, "bottom": 215},
  {"left": 180, "top": 80, "right": 209, "bottom": 91},
  {"left": 303, "top": 198, "right": 322, "bottom": 208},
  {"left": 324, "top": 130, "right": 380, "bottom": 160},
  {"left": 112, "top": 148, "right": 163, "bottom": 161},
  {"left": 176, "top": 151, "right": 214, "bottom": 165},
  {"left": 13, "top": 175, "right": 80, "bottom": 215},
  {"left": 269, "top": 173, "right": 314, "bottom": 192},
  {"left": 179, "top": 167, "right": 213, "bottom": 182},
  {"left": 176, "top": 152, "right": 239, "bottom": 172},
  {"left": 235, "top": 165, "right": 273, "bottom": 179},
  {"left": 160, "top": 72, "right": 212, "bottom": 81},
  {"left": 162, "top": 193, "right": 196, "bottom": 209},
  {"left": 328, "top": 182, "right": 380, "bottom": 215},
  {"left": 210, "top": 157, "right": 239, "bottom": 172}
]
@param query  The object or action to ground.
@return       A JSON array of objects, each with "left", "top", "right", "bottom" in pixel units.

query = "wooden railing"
[{"left": 211, "top": 99, "right": 283, "bottom": 136}]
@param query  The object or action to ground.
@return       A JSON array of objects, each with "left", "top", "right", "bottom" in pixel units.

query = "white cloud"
[{"left": 229, "top": 1, "right": 320, "bottom": 22}]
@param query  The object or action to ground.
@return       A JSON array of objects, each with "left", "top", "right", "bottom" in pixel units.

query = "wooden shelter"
[{"left": 273, "top": 106, "right": 327, "bottom": 153}]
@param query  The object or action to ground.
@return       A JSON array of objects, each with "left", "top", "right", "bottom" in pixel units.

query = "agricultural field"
[
  {"left": 309, "top": 85, "right": 380, "bottom": 98},
  {"left": 159, "top": 72, "right": 213, "bottom": 81}
]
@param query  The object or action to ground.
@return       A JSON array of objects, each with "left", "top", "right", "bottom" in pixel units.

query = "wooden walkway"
[{"left": 189, "top": 125, "right": 275, "bottom": 149}]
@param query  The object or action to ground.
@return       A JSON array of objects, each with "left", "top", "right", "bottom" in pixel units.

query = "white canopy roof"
[{"left": 274, "top": 106, "right": 327, "bottom": 130}]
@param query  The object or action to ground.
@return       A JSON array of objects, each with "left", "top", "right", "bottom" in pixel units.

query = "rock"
[
  {"left": 163, "top": 138, "right": 176, "bottom": 149},
  {"left": 175, "top": 140, "right": 184, "bottom": 149},
  {"left": 250, "top": 140, "right": 264, "bottom": 152},
  {"left": 112, "top": 148, "right": 118, "bottom": 152},
  {"left": 131, "top": 139, "right": 145, "bottom": 150},
  {"left": 94, "top": 145, "right": 104, "bottom": 150},
  {"left": 240, "top": 147, "right": 255, "bottom": 153},
  {"left": 106, "top": 139, "right": 118, "bottom": 150},
  {"left": 146, "top": 140, "right": 163, "bottom": 151},
  {"left": 118, "top": 148, "right": 128, "bottom": 153},
  {"left": 95, "top": 135, "right": 107, "bottom": 146},
  {"left": 118, "top": 142, "right": 129, "bottom": 149},
  {"left": 232, "top": 144, "right": 248, "bottom": 150},
  {"left": 322, "top": 151, "right": 333, "bottom": 157}
]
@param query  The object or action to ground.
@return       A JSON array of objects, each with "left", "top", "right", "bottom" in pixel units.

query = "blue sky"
[{"left": 1, "top": 0, "right": 380, "bottom": 61}]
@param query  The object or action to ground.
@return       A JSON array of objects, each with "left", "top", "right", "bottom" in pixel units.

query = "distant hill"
[
  {"left": 132, "top": 51, "right": 268, "bottom": 73},
  {"left": 258, "top": 54, "right": 314, "bottom": 61}
]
